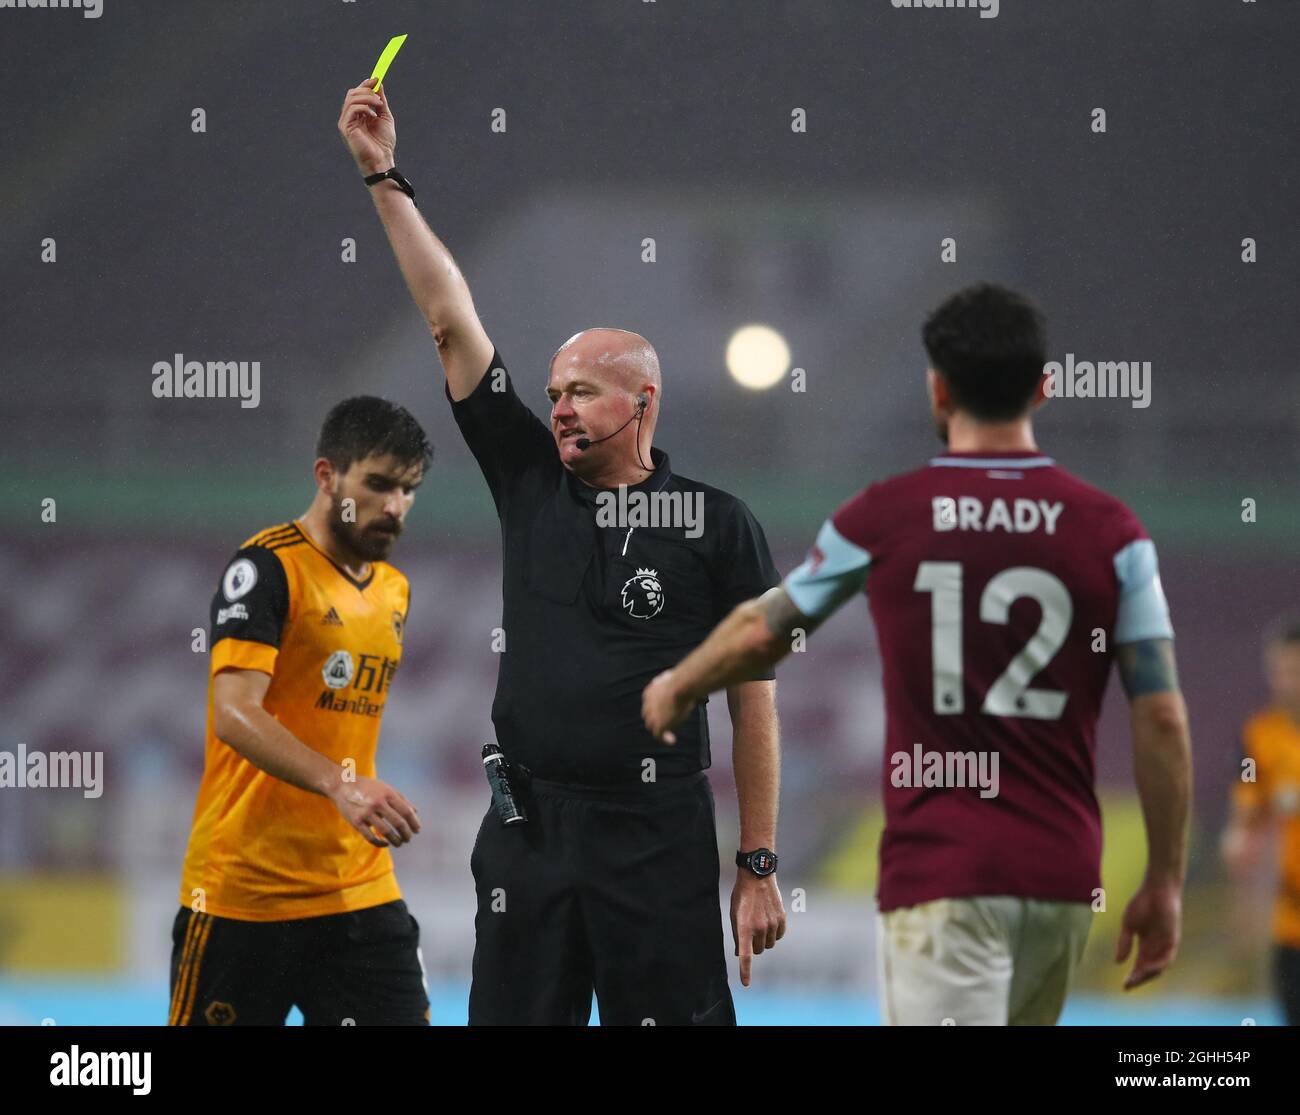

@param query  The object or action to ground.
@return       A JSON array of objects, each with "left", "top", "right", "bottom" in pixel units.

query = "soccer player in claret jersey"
[
  {"left": 172, "top": 397, "right": 432, "bottom": 1026},
  {"left": 644, "top": 284, "right": 1193, "bottom": 1025}
]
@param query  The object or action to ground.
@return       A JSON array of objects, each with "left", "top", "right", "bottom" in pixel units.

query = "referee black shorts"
[
  {"left": 168, "top": 898, "right": 429, "bottom": 1026},
  {"left": 468, "top": 769, "right": 735, "bottom": 1026}
]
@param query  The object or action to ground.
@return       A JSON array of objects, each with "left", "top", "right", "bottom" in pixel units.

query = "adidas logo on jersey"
[{"left": 321, "top": 607, "right": 344, "bottom": 626}]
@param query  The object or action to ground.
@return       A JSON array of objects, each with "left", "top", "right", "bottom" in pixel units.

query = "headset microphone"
[{"left": 574, "top": 394, "right": 648, "bottom": 451}]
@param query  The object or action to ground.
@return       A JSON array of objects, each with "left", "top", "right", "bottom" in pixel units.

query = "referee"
[{"left": 339, "top": 79, "right": 787, "bottom": 1025}]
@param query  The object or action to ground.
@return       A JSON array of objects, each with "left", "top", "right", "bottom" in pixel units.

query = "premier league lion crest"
[{"left": 620, "top": 567, "right": 665, "bottom": 619}]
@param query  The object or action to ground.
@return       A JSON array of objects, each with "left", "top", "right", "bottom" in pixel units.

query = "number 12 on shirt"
[{"left": 914, "top": 561, "right": 1072, "bottom": 720}]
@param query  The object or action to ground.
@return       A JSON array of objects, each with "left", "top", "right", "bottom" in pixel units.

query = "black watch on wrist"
[
  {"left": 736, "top": 848, "right": 778, "bottom": 877},
  {"left": 364, "top": 167, "right": 417, "bottom": 208}
]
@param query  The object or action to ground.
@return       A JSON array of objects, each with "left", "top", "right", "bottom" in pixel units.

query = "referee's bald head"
[{"left": 550, "top": 328, "right": 662, "bottom": 401}]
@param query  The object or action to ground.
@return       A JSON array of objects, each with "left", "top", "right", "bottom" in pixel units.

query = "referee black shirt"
[{"left": 449, "top": 350, "right": 779, "bottom": 786}]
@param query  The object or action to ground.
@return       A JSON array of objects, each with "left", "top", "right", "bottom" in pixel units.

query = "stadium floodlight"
[{"left": 726, "top": 324, "right": 790, "bottom": 390}]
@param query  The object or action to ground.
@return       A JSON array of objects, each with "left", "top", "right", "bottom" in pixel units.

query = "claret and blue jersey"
[{"left": 782, "top": 449, "right": 1173, "bottom": 912}]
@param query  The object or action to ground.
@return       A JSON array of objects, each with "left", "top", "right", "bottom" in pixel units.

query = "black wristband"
[{"left": 364, "top": 167, "right": 417, "bottom": 208}]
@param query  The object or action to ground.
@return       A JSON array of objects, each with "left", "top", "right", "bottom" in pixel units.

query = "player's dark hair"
[
  {"left": 922, "top": 283, "right": 1048, "bottom": 422},
  {"left": 1264, "top": 616, "right": 1300, "bottom": 649},
  {"left": 316, "top": 396, "right": 433, "bottom": 474}
]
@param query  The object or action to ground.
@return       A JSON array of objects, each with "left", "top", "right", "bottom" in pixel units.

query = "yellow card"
[{"left": 369, "top": 34, "right": 408, "bottom": 95}]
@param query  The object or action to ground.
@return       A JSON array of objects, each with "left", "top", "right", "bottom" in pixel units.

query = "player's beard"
[
  {"left": 327, "top": 492, "right": 402, "bottom": 563},
  {"left": 933, "top": 413, "right": 950, "bottom": 446}
]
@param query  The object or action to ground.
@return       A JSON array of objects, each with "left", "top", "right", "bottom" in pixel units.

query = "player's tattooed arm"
[
  {"left": 759, "top": 585, "right": 823, "bottom": 644},
  {"left": 642, "top": 588, "right": 811, "bottom": 743},
  {"left": 704, "top": 586, "right": 816, "bottom": 682},
  {"left": 1116, "top": 637, "right": 1180, "bottom": 697},
  {"left": 643, "top": 512, "right": 867, "bottom": 743}
]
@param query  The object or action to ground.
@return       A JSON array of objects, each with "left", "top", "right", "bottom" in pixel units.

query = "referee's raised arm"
[{"left": 337, "top": 78, "right": 495, "bottom": 400}]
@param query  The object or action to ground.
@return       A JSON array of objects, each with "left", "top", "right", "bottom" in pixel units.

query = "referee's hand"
[
  {"left": 732, "top": 873, "right": 787, "bottom": 988},
  {"left": 329, "top": 775, "right": 421, "bottom": 848},
  {"left": 338, "top": 78, "right": 397, "bottom": 178}
]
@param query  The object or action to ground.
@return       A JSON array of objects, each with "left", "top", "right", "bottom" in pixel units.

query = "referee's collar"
[
  {"left": 533, "top": 449, "right": 672, "bottom": 597},
  {"left": 568, "top": 448, "right": 672, "bottom": 505}
]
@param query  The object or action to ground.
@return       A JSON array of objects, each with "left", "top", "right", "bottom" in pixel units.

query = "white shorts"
[{"left": 877, "top": 896, "right": 1093, "bottom": 1026}]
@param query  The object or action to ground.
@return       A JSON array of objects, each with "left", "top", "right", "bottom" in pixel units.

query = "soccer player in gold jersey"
[
  {"left": 170, "top": 397, "right": 432, "bottom": 1026},
  {"left": 1222, "top": 619, "right": 1300, "bottom": 1025}
]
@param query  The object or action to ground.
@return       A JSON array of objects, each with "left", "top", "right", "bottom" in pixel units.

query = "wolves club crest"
[
  {"left": 322, "top": 650, "right": 355, "bottom": 690},
  {"left": 620, "top": 568, "right": 665, "bottom": 619}
]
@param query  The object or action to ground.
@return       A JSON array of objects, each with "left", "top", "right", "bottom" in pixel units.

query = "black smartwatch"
[
  {"left": 736, "top": 848, "right": 778, "bottom": 877},
  {"left": 364, "top": 167, "right": 417, "bottom": 208}
]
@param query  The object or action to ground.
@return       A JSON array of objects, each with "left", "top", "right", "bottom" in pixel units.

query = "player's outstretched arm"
[
  {"left": 1114, "top": 637, "right": 1192, "bottom": 989},
  {"left": 642, "top": 587, "right": 809, "bottom": 743},
  {"left": 337, "top": 79, "right": 494, "bottom": 400},
  {"left": 212, "top": 668, "right": 421, "bottom": 848},
  {"left": 642, "top": 512, "right": 868, "bottom": 742}
]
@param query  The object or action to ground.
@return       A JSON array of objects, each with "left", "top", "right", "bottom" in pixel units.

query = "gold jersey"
[
  {"left": 179, "top": 522, "right": 409, "bottom": 921},
  {"left": 1235, "top": 707, "right": 1300, "bottom": 947}
]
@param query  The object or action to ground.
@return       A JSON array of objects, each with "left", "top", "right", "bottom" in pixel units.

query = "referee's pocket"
[{"left": 603, "top": 544, "right": 708, "bottom": 631}]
